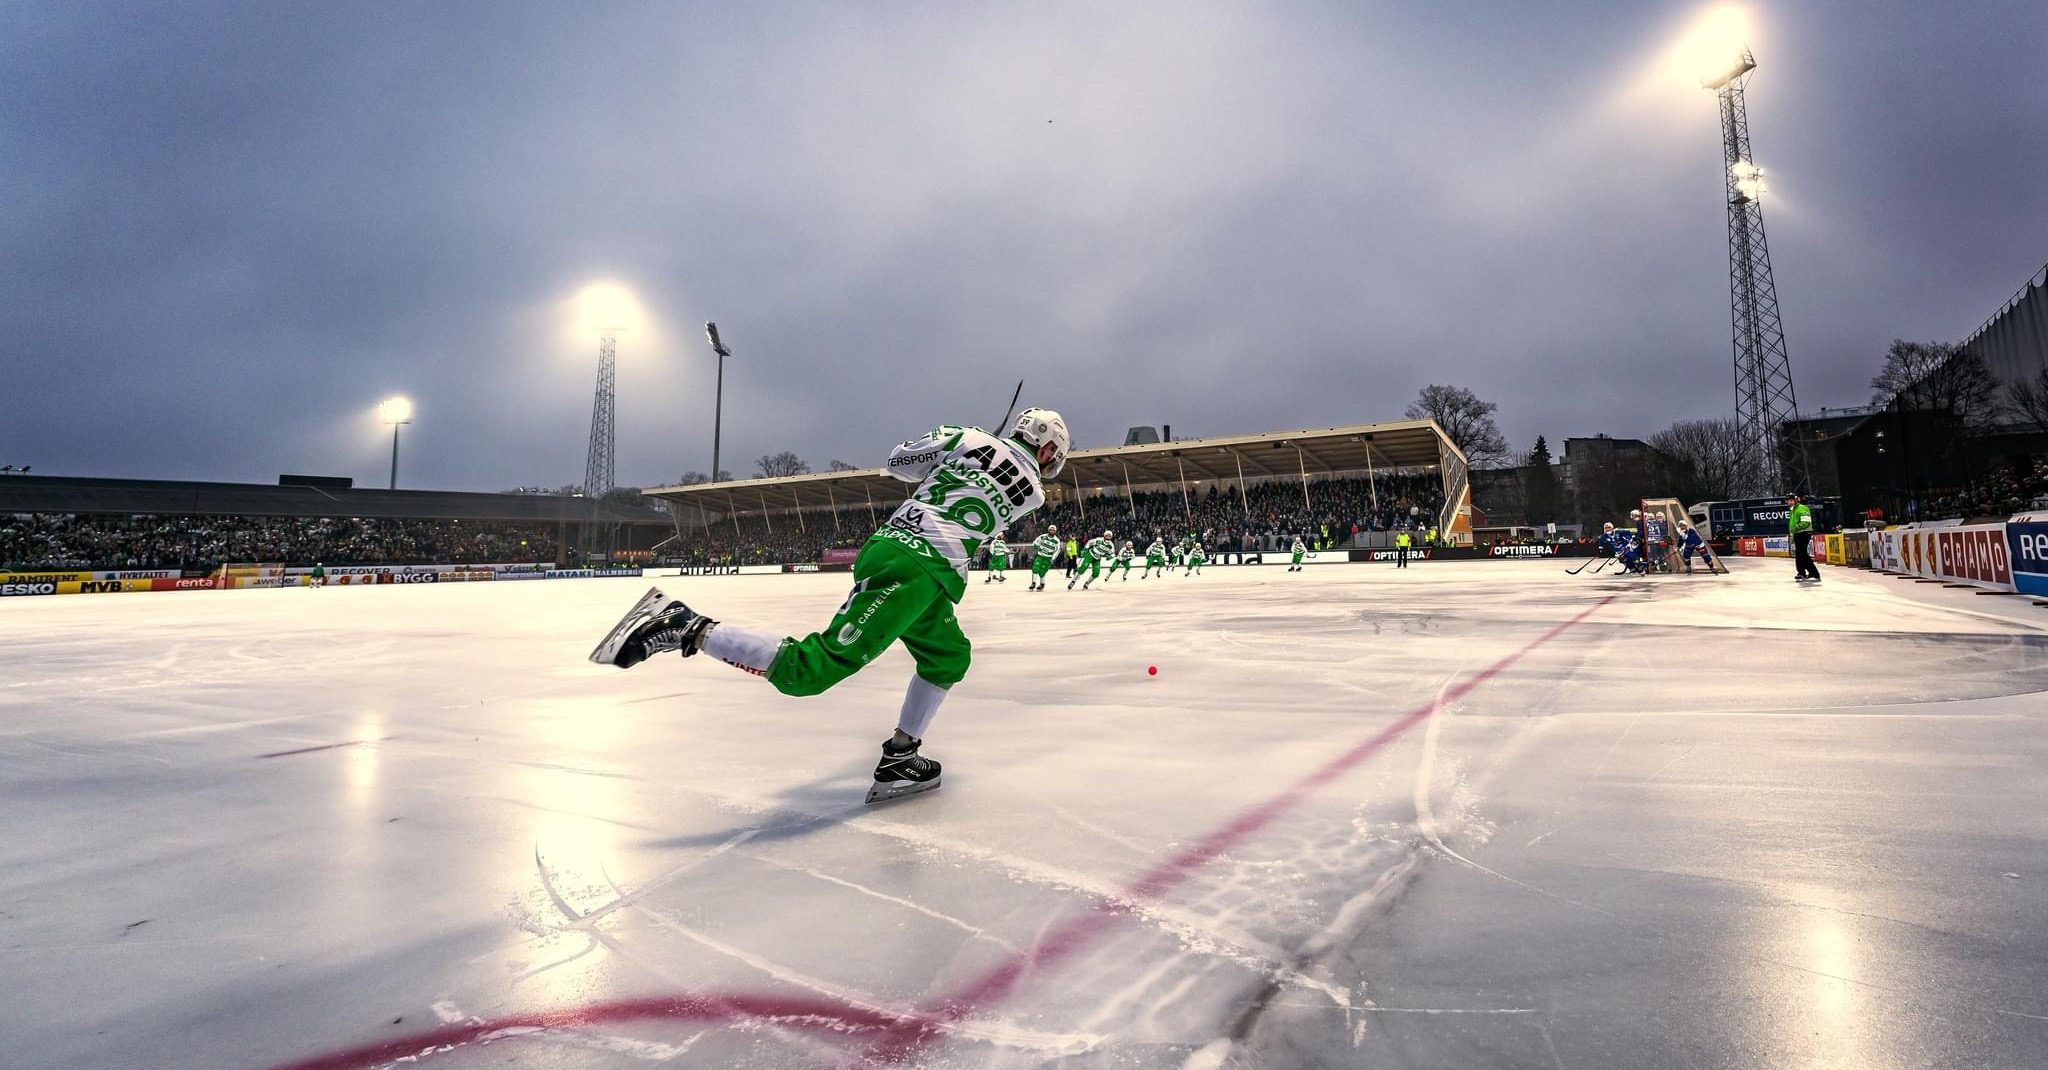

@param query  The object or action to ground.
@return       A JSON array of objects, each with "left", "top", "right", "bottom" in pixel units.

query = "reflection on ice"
[{"left": 1, "top": 564, "right": 2044, "bottom": 1069}]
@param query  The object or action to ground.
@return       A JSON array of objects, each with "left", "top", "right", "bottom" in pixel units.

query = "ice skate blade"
[
  {"left": 589, "top": 586, "right": 672, "bottom": 666},
  {"left": 866, "top": 778, "right": 941, "bottom": 804}
]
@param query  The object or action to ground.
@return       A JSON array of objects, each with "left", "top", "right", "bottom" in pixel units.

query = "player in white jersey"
[
  {"left": 1288, "top": 535, "right": 1307, "bottom": 571},
  {"left": 983, "top": 533, "right": 1010, "bottom": 583},
  {"left": 1028, "top": 527, "right": 1060, "bottom": 590},
  {"left": 1143, "top": 537, "right": 1168, "bottom": 578},
  {"left": 1072, "top": 530, "right": 1115, "bottom": 589},
  {"left": 593, "top": 408, "right": 1069, "bottom": 803},
  {"left": 1113, "top": 540, "right": 1135, "bottom": 580}
]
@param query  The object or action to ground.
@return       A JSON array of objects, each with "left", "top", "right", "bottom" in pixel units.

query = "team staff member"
[
  {"left": 1394, "top": 530, "right": 1411, "bottom": 568},
  {"left": 1788, "top": 493, "right": 1821, "bottom": 582}
]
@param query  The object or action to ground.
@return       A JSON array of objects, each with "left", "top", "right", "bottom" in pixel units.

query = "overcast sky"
[{"left": 5, "top": 1, "right": 2045, "bottom": 490}]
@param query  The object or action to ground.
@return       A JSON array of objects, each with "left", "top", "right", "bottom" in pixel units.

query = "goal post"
[{"left": 1639, "top": 498, "right": 1723, "bottom": 574}]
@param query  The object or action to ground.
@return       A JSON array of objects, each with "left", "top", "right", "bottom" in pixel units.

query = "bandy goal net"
[{"left": 1638, "top": 497, "right": 1723, "bottom": 574}]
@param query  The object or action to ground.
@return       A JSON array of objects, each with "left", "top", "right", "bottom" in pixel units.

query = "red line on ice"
[
  {"left": 260, "top": 993, "right": 919, "bottom": 1070},
  {"left": 258, "top": 598, "right": 1612, "bottom": 1070},
  {"left": 257, "top": 737, "right": 392, "bottom": 759},
  {"left": 842, "top": 594, "right": 1617, "bottom": 1066}
]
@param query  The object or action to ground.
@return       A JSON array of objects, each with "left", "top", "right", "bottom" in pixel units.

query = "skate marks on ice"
[
  {"left": 252, "top": 595, "right": 1617, "bottom": 1070},
  {"left": 1195, "top": 644, "right": 1613, "bottom": 1068},
  {"left": 828, "top": 597, "right": 1619, "bottom": 1070}
]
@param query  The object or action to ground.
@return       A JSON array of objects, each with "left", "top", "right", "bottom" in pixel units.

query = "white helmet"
[
  {"left": 1103, "top": 529, "right": 1113, "bottom": 538},
  {"left": 1010, "top": 407, "right": 1070, "bottom": 478},
  {"left": 1629, "top": 509, "right": 1642, "bottom": 520},
  {"left": 1603, "top": 522, "right": 1615, "bottom": 532},
  {"left": 1047, "top": 524, "right": 1057, "bottom": 533}
]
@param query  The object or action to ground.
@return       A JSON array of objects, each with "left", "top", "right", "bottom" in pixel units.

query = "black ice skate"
[
  {"left": 589, "top": 586, "right": 716, "bottom": 669},
  {"left": 867, "top": 735, "right": 941, "bottom": 804}
]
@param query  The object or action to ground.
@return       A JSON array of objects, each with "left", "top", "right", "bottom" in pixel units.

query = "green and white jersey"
[
  {"left": 988, "top": 537, "right": 1009, "bottom": 558},
  {"left": 1117, "top": 543, "right": 1135, "bottom": 562},
  {"left": 1185, "top": 539, "right": 1206, "bottom": 561},
  {"left": 879, "top": 424, "right": 1046, "bottom": 600},
  {"left": 1032, "top": 533, "right": 1060, "bottom": 559},
  {"left": 1085, "top": 536, "right": 1115, "bottom": 561},
  {"left": 1146, "top": 539, "right": 1166, "bottom": 560},
  {"left": 1291, "top": 538, "right": 1306, "bottom": 554}
]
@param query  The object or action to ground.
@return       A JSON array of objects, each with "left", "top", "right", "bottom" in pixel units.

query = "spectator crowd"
[
  {"left": 671, "top": 473, "right": 1450, "bottom": 567},
  {"left": 2, "top": 514, "right": 562, "bottom": 571},
  {"left": 1912, "top": 456, "right": 2048, "bottom": 522}
]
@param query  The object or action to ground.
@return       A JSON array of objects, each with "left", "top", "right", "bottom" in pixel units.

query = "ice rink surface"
[{"left": 5, "top": 559, "right": 2048, "bottom": 1070}]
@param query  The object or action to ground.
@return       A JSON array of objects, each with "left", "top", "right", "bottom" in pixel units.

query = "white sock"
[
  {"left": 897, "top": 676, "right": 949, "bottom": 739},
  {"left": 700, "top": 623, "right": 781, "bottom": 677}
]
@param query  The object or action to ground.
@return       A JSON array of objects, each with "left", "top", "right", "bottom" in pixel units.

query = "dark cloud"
[{"left": 5, "top": 1, "right": 2044, "bottom": 488}]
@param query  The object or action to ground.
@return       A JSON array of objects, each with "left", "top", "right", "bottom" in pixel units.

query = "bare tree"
[
  {"left": 1648, "top": 418, "right": 1753, "bottom": 503},
  {"left": 827, "top": 459, "right": 860, "bottom": 472},
  {"left": 1870, "top": 340, "right": 2002, "bottom": 430},
  {"left": 1405, "top": 384, "right": 1509, "bottom": 467},
  {"left": 2007, "top": 367, "right": 2048, "bottom": 435},
  {"left": 755, "top": 451, "right": 810, "bottom": 478},
  {"left": 674, "top": 469, "right": 733, "bottom": 485}
]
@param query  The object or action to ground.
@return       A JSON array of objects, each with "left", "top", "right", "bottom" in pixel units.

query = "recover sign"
[{"left": 2008, "top": 513, "right": 2048, "bottom": 596}]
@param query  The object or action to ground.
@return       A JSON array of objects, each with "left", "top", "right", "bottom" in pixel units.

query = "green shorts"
[{"left": 767, "top": 539, "right": 969, "bottom": 697}]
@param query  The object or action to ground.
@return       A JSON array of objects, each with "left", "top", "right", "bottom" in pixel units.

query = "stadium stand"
[{"left": 0, "top": 475, "right": 674, "bottom": 571}]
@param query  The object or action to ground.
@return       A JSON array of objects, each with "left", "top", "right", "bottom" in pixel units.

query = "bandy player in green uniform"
[
  {"left": 982, "top": 533, "right": 1009, "bottom": 583},
  {"left": 1113, "top": 540, "right": 1135, "bottom": 580},
  {"left": 1029, "top": 526, "right": 1059, "bottom": 591},
  {"left": 1289, "top": 535, "right": 1307, "bottom": 571},
  {"left": 1183, "top": 536, "right": 1206, "bottom": 576},
  {"left": 1069, "top": 529, "right": 1113, "bottom": 589},
  {"left": 593, "top": 408, "right": 1070, "bottom": 802},
  {"left": 1143, "top": 537, "right": 1168, "bottom": 578}
]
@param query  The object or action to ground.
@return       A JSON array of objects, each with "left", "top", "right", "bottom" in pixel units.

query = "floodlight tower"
[
  {"left": 583, "top": 330, "right": 617, "bottom": 499},
  {"left": 1702, "top": 39, "right": 1808, "bottom": 495},
  {"left": 377, "top": 396, "right": 413, "bottom": 490}
]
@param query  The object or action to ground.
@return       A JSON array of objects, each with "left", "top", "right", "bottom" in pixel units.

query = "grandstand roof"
[
  {"left": 0, "top": 475, "right": 672, "bottom": 524},
  {"left": 646, "top": 419, "right": 1460, "bottom": 515}
]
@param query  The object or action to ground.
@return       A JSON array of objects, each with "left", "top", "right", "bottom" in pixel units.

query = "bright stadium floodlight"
[
  {"left": 1679, "top": 5, "right": 1755, "bottom": 89},
  {"left": 378, "top": 396, "right": 413, "bottom": 490},
  {"left": 1730, "top": 159, "right": 1767, "bottom": 201},
  {"left": 572, "top": 282, "right": 646, "bottom": 339}
]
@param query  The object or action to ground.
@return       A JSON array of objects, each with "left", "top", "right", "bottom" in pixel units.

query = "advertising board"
[
  {"left": 2007, "top": 513, "right": 2048, "bottom": 596},
  {"left": 1933, "top": 525, "right": 2012, "bottom": 589},
  {"left": 150, "top": 577, "right": 220, "bottom": 591},
  {"left": 1870, "top": 522, "right": 2015, "bottom": 592}
]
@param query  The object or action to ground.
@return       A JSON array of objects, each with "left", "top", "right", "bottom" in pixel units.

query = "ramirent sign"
[{"left": 2008, "top": 512, "right": 2048, "bottom": 596}]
